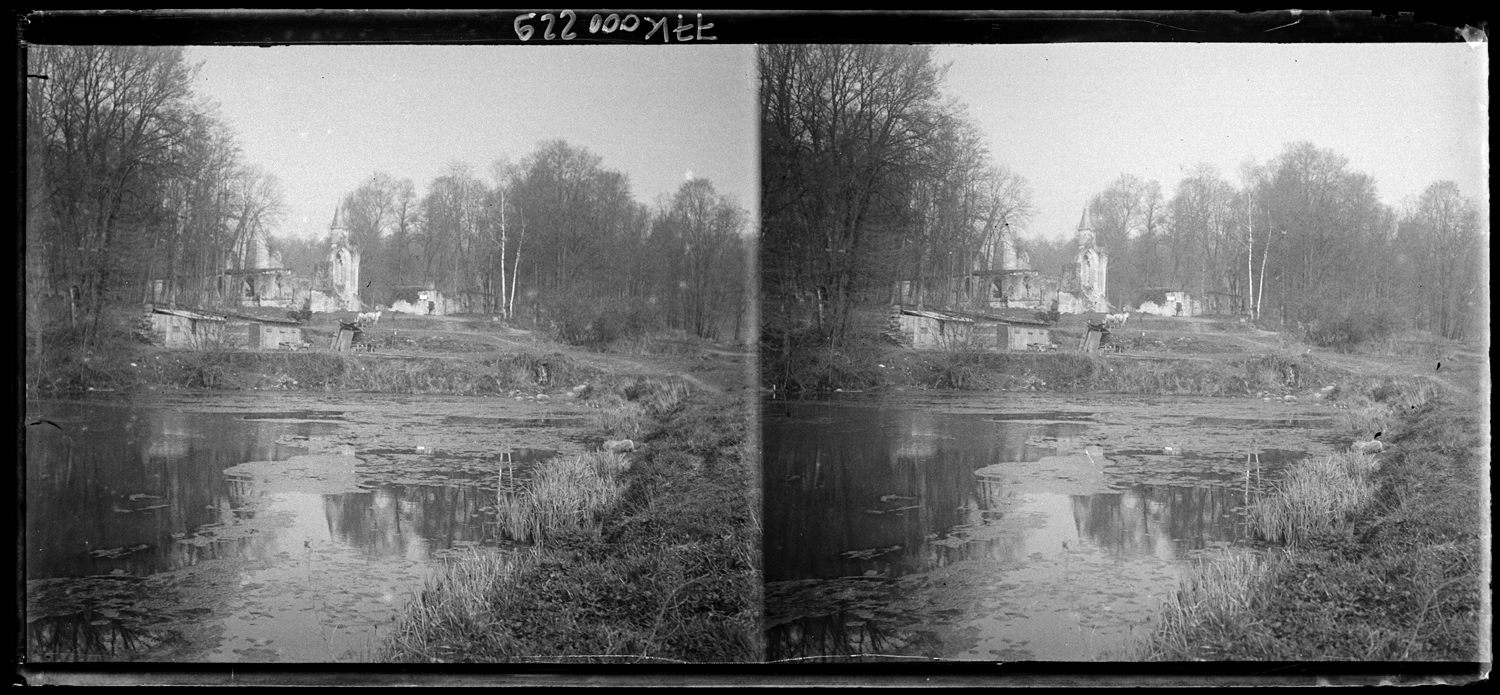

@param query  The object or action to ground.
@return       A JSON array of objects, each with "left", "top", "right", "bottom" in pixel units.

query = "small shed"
[
  {"left": 995, "top": 317, "right": 1052, "bottom": 351},
  {"left": 147, "top": 307, "right": 227, "bottom": 349},
  {"left": 948, "top": 309, "right": 1052, "bottom": 352},
  {"left": 895, "top": 309, "right": 974, "bottom": 350},
  {"left": 226, "top": 314, "right": 304, "bottom": 350}
]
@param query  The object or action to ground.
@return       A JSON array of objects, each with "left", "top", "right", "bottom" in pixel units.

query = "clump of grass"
[
  {"left": 376, "top": 549, "right": 532, "bottom": 662},
  {"left": 1333, "top": 376, "right": 1439, "bottom": 437},
  {"left": 1129, "top": 548, "right": 1278, "bottom": 661},
  {"left": 494, "top": 452, "right": 629, "bottom": 544},
  {"left": 1336, "top": 402, "right": 1397, "bottom": 437},
  {"left": 636, "top": 378, "right": 692, "bottom": 416},
  {"left": 586, "top": 376, "right": 694, "bottom": 437},
  {"left": 1249, "top": 452, "right": 1379, "bottom": 544},
  {"left": 595, "top": 401, "right": 647, "bottom": 439},
  {"left": 1369, "top": 377, "right": 1440, "bottom": 410}
]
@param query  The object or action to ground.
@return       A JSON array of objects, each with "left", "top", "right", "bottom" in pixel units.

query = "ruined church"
[
  {"left": 985, "top": 208, "right": 1109, "bottom": 315},
  {"left": 154, "top": 206, "right": 362, "bottom": 313}
]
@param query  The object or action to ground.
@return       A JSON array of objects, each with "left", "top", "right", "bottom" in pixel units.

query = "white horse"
[
  {"left": 357, "top": 309, "right": 382, "bottom": 327},
  {"left": 1105, "top": 311, "right": 1130, "bottom": 329}
]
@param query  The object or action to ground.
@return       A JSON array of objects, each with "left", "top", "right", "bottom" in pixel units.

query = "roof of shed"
[
  {"left": 899, "top": 308, "right": 973, "bottom": 323},
  {"left": 150, "top": 306, "right": 226, "bottom": 322}
]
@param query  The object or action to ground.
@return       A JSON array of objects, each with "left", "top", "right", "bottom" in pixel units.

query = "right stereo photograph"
[{"left": 759, "top": 41, "right": 1488, "bottom": 665}]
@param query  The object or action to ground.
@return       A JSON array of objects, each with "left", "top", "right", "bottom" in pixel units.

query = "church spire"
[
  {"left": 1077, "top": 206, "right": 1098, "bottom": 249},
  {"left": 330, "top": 205, "right": 346, "bottom": 233},
  {"left": 330, "top": 204, "right": 350, "bottom": 247}
]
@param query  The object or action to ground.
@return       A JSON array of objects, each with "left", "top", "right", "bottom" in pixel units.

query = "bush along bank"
[
  {"left": 926, "top": 350, "right": 1356, "bottom": 397},
  {"left": 771, "top": 342, "right": 1360, "bottom": 400},
  {"left": 1129, "top": 377, "right": 1485, "bottom": 661},
  {"left": 374, "top": 376, "right": 761, "bottom": 663},
  {"left": 30, "top": 348, "right": 600, "bottom": 397}
]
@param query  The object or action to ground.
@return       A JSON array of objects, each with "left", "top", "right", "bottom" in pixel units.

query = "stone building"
[
  {"left": 1135, "top": 289, "right": 1201, "bottom": 318},
  {"left": 311, "top": 206, "right": 362, "bottom": 313},
  {"left": 983, "top": 208, "right": 1109, "bottom": 315},
  {"left": 155, "top": 206, "right": 364, "bottom": 314},
  {"left": 1057, "top": 208, "right": 1110, "bottom": 314}
]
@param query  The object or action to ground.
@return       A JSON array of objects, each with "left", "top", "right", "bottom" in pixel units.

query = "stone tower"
[
  {"left": 1073, "top": 207, "right": 1109, "bottom": 313},
  {"left": 325, "top": 206, "right": 362, "bottom": 311}
]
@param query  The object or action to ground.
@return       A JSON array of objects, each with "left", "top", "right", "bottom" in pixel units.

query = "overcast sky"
[
  {"left": 185, "top": 44, "right": 758, "bottom": 240},
  {"left": 936, "top": 43, "right": 1488, "bottom": 241}
]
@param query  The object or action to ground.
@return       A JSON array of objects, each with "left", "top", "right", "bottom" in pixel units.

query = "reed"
[
  {"left": 1130, "top": 548, "right": 1277, "bottom": 661},
  {"left": 639, "top": 378, "right": 692, "bottom": 416},
  {"left": 1248, "top": 452, "right": 1379, "bottom": 544},
  {"left": 493, "top": 452, "right": 629, "bottom": 544},
  {"left": 374, "top": 549, "right": 532, "bottom": 661},
  {"left": 594, "top": 402, "right": 647, "bottom": 439}
]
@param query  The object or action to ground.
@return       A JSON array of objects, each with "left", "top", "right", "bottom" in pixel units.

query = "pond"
[
  {"left": 23, "top": 392, "right": 590, "bottom": 662},
  {"left": 763, "top": 392, "right": 1341, "bottom": 661}
]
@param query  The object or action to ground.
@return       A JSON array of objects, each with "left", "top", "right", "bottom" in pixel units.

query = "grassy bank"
[
  {"left": 768, "top": 338, "right": 1362, "bottom": 400},
  {"left": 1129, "top": 377, "right": 1487, "bottom": 661},
  {"left": 373, "top": 377, "right": 761, "bottom": 663},
  {"left": 929, "top": 350, "right": 1344, "bottom": 396},
  {"left": 25, "top": 346, "right": 602, "bottom": 397}
]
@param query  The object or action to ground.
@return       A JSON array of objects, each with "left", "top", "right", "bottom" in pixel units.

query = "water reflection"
[
  {"left": 1072, "top": 484, "right": 1249, "bottom": 559},
  {"left": 27, "top": 609, "right": 184, "bottom": 662},
  {"left": 764, "top": 398, "right": 1257, "bottom": 661},
  {"left": 324, "top": 484, "right": 497, "bottom": 560},
  {"left": 25, "top": 401, "right": 517, "bottom": 582},
  {"left": 765, "top": 402, "right": 1085, "bottom": 582},
  {"left": 25, "top": 402, "right": 319, "bottom": 580},
  {"left": 23, "top": 398, "right": 520, "bottom": 661}
]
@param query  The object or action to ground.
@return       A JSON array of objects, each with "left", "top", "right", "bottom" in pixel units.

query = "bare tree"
[
  {"left": 654, "top": 178, "right": 750, "bottom": 339},
  {"left": 28, "top": 45, "right": 200, "bottom": 341}
]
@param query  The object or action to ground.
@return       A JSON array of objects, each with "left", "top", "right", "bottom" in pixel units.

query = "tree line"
[
  {"left": 26, "top": 46, "right": 286, "bottom": 352},
  {"left": 26, "top": 45, "right": 752, "bottom": 362},
  {"left": 1073, "top": 144, "right": 1484, "bottom": 344},
  {"left": 318, "top": 140, "right": 752, "bottom": 346}
]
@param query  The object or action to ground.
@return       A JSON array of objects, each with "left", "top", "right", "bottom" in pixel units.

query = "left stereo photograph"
[{"left": 21, "top": 38, "right": 763, "bottom": 666}]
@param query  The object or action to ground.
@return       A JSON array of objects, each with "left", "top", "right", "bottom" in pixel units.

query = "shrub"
[
  {"left": 546, "top": 295, "right": 657, "bottom": 350},
  {"left": 1298, "top": 303, "right": 1402, "bottom": 352}
]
